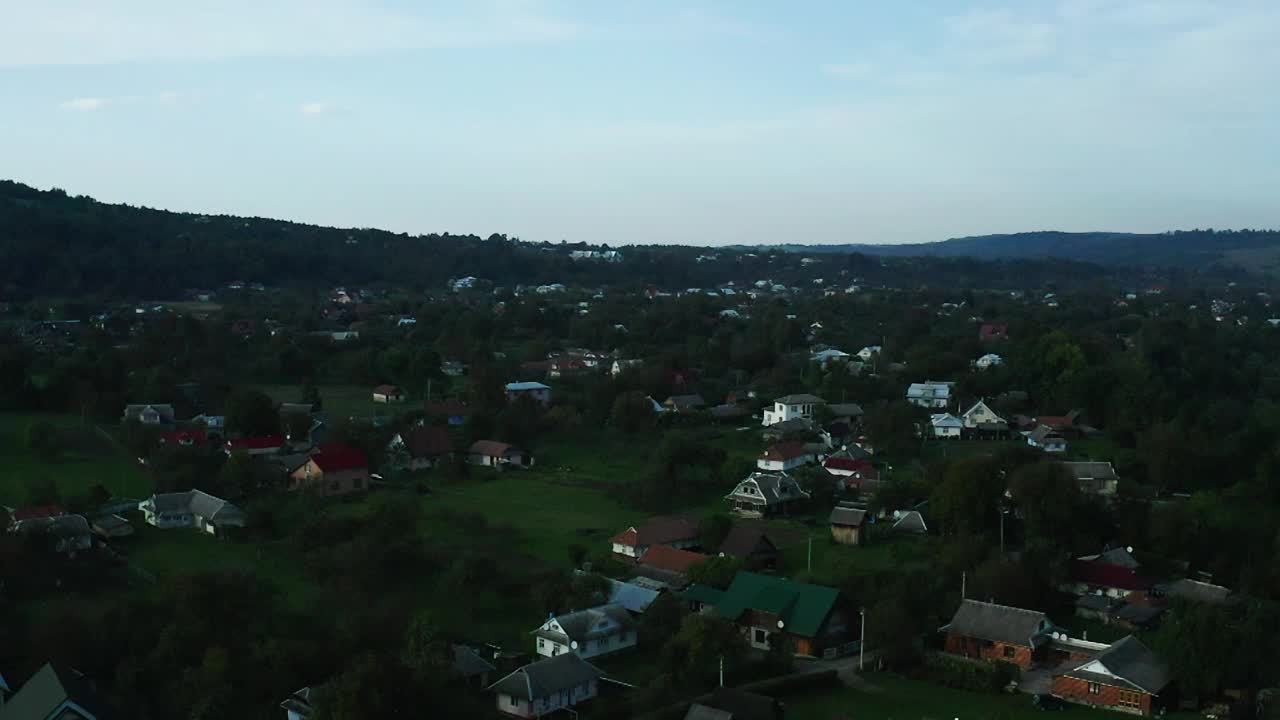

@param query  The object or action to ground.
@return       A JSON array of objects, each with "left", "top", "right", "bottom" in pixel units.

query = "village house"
[
  {"left": 371, "top": 384, "right": 405, "bottom": 403},
  {"left": 761, "top": 394, "right": 825, "bottom": 427},
  {"left": 6, "top": 505, "right": 67, "bottom": 531},
  {"left": 611, "top": 359, "right": 643, "bottom": 377},
  {"left": 505, "top": 381, "right": 552, "bottom": 406},
  {"left": 942, "top": 599, "right": 1054, "bottom": 669},
  {"left": 534, "top": 603, "right": 637, "bottom": 659},
  {"left": 122, "top": 403, "right": 176, "bottom": 426},
  {"left": 975, "top": 353, "right": 1004, "bottom": 370},
  {"left": 1026, "top": 424, "right": 1068, "bottom": 453},
  {"left": 224, "top": 435, "right": 285, "bottom": 456},
  {"left": 466, "top": 440, "right": 533, "bottom": 469},
  {"left": 856, "top": 345, "right": 881, "bottom": 362},
  {"left": 610, "top": 514, "right": 700, "bottom": 559},
  {"left": 810, "top": 348, "right": 850, "bottom": 365},
  {"left": 488, "top": 652, "right": 604, "bottom": 719},
  {"left": 1052, "top": 636, "right": 1172, "bottom": 716},
  {"left": 636, "top": 544, "right": 710, "bottom": 583},
  {"left": 601, "top": 576, "right": 663, "bottom": 615},
  {"left": 1057, "top": 461, "right": 1120, "bottom": 497},
  {"left": 756, "top": 441, "right": 817, "bottom": 471},
  {"left": 91, "top": 514, "right": 134, "bottom": 540},
  {"left": 453, "top": 645, "right": 497, "bottom": 690},
  {"left": 717, "top": 525, "right": 779, "bottom": 570},
  {"left": 138, "top": 489, "right": 245, "bottom": 536},
  {"left": 725, "top": 472, "right": 810, "bottom": 517},
  {"left": 1067, "top": 548, "right": 1150, "bottom": 599},
  {"left": 823, "top": 453, "right": 880, "bottom": 494},
  {"left": 683, "top": 688, "right": 784, "bottom": 720},
  {"left": 961, "top": 399, "right": 1007, "bottom": 433},
  {"left": 289, "top": 445, "right": 370, "bottom": 496},
  {"left": 929, "top": 413, "right": 963, "bottom": 438},
  {"left": 9, "top": 513, "right": 93, "bottom": 555},
  {"left": 906, "top": 381, "right": 954, "bottom": 409},
  {"left": 829, "top": 503, "right": 869, "bottom": 546},
  {"left": 686, "top": 571, "right": 855, "bottom": 657},
  {"left": 387, "top": 426, "right": 453, "bottom": 470},
  {"left": 0, "top": 663, "right": 113, "bottom": 720},
  {"left": 827, "top": 402, "right": 864, "bottom": 427},
  {"left": 664, "top": 394, "right": 708, "bottom": 413},
  {"left": 979, "top": 323, "right": 1009, "bottom": 342}
]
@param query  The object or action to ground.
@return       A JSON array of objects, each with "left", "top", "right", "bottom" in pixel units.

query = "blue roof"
[{"left": 506, "top": 382, "right": 551, "bottom": 391}]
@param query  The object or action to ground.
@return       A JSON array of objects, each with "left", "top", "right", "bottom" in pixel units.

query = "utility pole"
[
  {"left": 859, "top": 607, "right": 866, "bottom": 671},
  {"left": 719, "top": 655, "right": 724, "bottom": 687},
  {"left": 1000, "top": 507, "right": 1006, "bottom": 555},
  {"left": 807, "top": 535, "right": 813, "bottom": 572},
  {"left": 961, "top": 571, "right": 966, "bottom": 600}
]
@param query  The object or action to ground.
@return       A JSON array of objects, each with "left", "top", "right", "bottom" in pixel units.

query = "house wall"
[
  {"left": 290, "top": 463, "right": 368, "bottom": 496},
  {"left": 944, "top": 634, "right": 1036, "bottom": 669},
  {"left": 933, "top": 426, "right": 961, "bottom": 438},
  {"left": 1052, "top": 676, "right": 1153, "bottom": 716},
  {"left": 496, "top": 693, "right": 534, "bottom": 718},
  {"left": 757, "top": 455, "right": 811, "bottom": 472},
  {"left": 831, "top": 525, "right": 863, "bottom": 546}
]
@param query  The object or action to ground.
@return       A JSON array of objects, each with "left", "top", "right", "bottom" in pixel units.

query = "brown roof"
[
  {"left": 639, "top": 545, "right": 709, "bottom": 574},
  {"left": 373, "top": 384, "right": 401, "bottom": 395},
  {"left": 469, "top": 440, "right": 514, "bottom": 457},
  {"left": 760, "top": 441, "right": 811, "bottom": 462},
  {"left": 717, "top": 526, "right": 776, "bottom": 558},
  {"left": 609, "top": 514, "right": 699, "bottom": 548},
  {"left": 402, "top": 426, "right": 452, "bottom": 458}
]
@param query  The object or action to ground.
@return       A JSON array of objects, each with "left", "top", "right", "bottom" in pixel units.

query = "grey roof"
[
  {"left": 91, "top": 514, "right": 132, "bottom": 532},
  {"left": 453, "top": 645, "right": 497, "bottom": 678},
  {"left": 1113, "top": 603, "right": 1164, "bottom": 626},
  {"left": 891, "top": 510, "right": 928, "bottom": 534},
  {"left": 709, "top": 403, "right": 750, "bottom": 419},
  {"left": 279, "top": 687, "right": 315, "bottom": 718},
  {"left": 1058, "top": 461, "right": 1118, "bottom": 481},
  {"left": 945, "top": 600, "right": 1050, "bottom": 647},
  {"left": 143, "top": 490, "right": 245, "bottom": 525},
  {"left": 717, "top": 526, "right": 776, "bottom": 558},
  {"left": 829, "top": 504, "right": 868, "bottom": 527},
  {"left": 279, "top": 402, "right": 315, "bottom": 416},
  {"left": 774, "top": 393, "right": 825, "bottom": 405},
  {"left": 1028, "top": 425, "right": 1064, "bottom": 444},
  {"left": 1166, "top": 579, "right": 1232, "bottom": 605},
  {"left": 605, "top": 578, "right": 661, "bottom": 614},
  {"left": 122, "top": 403, "right": 175, "bottom": 422},
  {"left": 17, "top": 514, "right": 91, "bottom": 539},
  {"left": 728, "top": 472, "right": 810, "bottom": 506},
  {"left": 487, "top": 652, "right": 604, "bottom": 701},
  {"left": 0, "top": 663, "right": 111, "bottom": 720},
  {"left": 684, "top": 688, "right": 781, "bottom": 720},
  {"left": 1059, "top": 636, "right": 1172, "bottom": 695},
  {"left": 273, "top": 452, "right": 312, "bottom": 474},
  {"left": 1075, "top": 594, "right": 1114, "bottom": 612},
  {"left": 1096, "top": 547, "right": 1140, "bottom": 568},
  {"left": 667, "top": 394, "right": 707, "bottom": 409},
  {"left": 535, "top": 603, "right": 635, "bottom": 646},
  {"left": 827, "top": 403, "right": 864, "bottom": 417},
  {"left": 764, "top": 417, "right": 816, "bottom": 434}
]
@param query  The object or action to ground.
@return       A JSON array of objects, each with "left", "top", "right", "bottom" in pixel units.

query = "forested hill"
[
  {"left": 0, "top": 180, "right": 1256, "bottom": 299},
  {"left": 776, "top": 229, "right": 1280, "bottom": 273}
]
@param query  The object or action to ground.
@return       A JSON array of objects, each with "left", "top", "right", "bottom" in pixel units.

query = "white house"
[
  {"left": 138, "top": 489, "right": 246, "bottom": 535},
  {"left": 906, "top": 381, "right": 954, "bottom": 409},
  {"left": 975, "top": 353, "right": 1004, "bottom": 370},
  {"left": 930, "top": 413, "right": 964, "bottom": 438},
  {"left": 534, "top": 604, "right": 636, "bottom": 659},
  {"left": 761, "top": 394, "right": 825, "bottom": 427},
  {"left": 610, "top": 515, "right": 699, "bottom": 559},
  {"left": 122, "top": 404, "right": 175, "bottom": 425},
  {"left": 756, "top": 442, "right": 817, "bottom": 472},
  {"left": 725, "top": 472, "right": 810, "bottom": 517},
  {"left": 961, "top": 400, "right": 1006, "bottom": 429},
  {"left": 611, "top": 359, "right": 643, "bottom": 377},
  {"left": 488, "top": 653, "right": 604, "bottom": 719},
  {"left": 856, "top": 346, "right": 882, "bottom": 362}
]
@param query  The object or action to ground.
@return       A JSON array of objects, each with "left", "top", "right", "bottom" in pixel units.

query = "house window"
[
  {"left": 1088, "top": 682, "right": 1101, "bottom": 695},
  {"left": 754, "top": 629, "right": 768, "bottom": 644},
  {"left": 508, "top": 696, "right": 518, "bottom": 707},
  {"left": 1002, "top": 645, "right": 1016, "bottom": 659},
  {"left": 538, "top": 639, "right": 545, "bottom": 648},
  {"left": 1118, "top": 691, "right": 1141, "bottom": 709}
]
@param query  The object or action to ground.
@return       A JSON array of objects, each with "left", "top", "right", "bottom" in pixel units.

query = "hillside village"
[{"left": 3, "top": 271, "right": 1280, "bottom": 720}]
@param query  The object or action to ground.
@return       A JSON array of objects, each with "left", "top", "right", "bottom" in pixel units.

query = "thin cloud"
[
  {"left": 60, "top": 97, "right": 107, "bottom": 111},
  {"left": 300, "top": 101, "right": 332, "bottom": 116},
  {"left": 823, "top": 62, "right": 872, "bottom": 78}
]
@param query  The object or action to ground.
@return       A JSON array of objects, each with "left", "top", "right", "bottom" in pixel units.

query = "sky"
[{"left": 2, "top": 0, "right": 1278, "bottom": 246}]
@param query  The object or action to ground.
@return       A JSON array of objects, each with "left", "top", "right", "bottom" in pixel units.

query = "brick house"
[
  {"left": 289, "top": 445, "right": 369, "bottom": 496},
  {"left": 609, "top": 514, "right": 700, "bottom": 559},
  {"left": 942, "top": 599, "right": 1054, "bottom": 669},
  {"left": 1052, "top": 636, "right": 1172, "bottom": 716}
]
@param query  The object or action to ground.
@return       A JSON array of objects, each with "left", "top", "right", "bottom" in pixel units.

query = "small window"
[
  {"left": 538, "top": 638, "right": 545, "bottom": 648},
  {"left": 1088, "top": 682, "right": 1101, "bottom": 695},
  {"left": 508, "top": 696, "right": 518, "bottom": 707},
  {"left": 1119, "top": 691, "right": 1141, "bottom": 709},
  {"left": 754, "top": 629, "right": 767, "bottom": 644},
  {"left": 1002, "top": 645, "right": 1016, "bottom": 659}
]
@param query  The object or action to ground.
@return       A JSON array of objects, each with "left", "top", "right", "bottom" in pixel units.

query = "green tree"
[
  {"left": 610, "top": 391, "right": 656, "bottom": 434},
  {"left": 699, "top": 512, "right": 733, "bottom": 550},
  {"left": 865, "top": 401, "right": 925, "bottom": 458},
  {"left": 685, "top": 556, "right": 743, "bottom": 591},
  {"left": 659, "top": 613, "right": 749, "bottom": 687},
  {"left": 25, "top": 419, "right": 60, "bottom": 459},
  {"left": 225, "top": 387, "right": 280, "bottom": 437},
  {"left": 929, "top": 457, "right": 1005, "bottom": 537}
]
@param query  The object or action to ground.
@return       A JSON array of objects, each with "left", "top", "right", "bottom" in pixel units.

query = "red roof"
[
  {"left": 638, "top": 544, "right": 709, "bottom": 574},
  {"left": 10, "top": 505, "right": 67, "bottom": 522},
  {"left": 1036, "top": 416, "right": 1074, "bottom": 429},
  {"left": 159, "top": 429, "right": 208, "bottom": 447},
  {"left": 1071, "top": 559, "right": 1150, "bottom": 592},
  {"left": 225, "top": 435, "right": 285, "bottom": 451},
  {"left": 373, "top": 384, "right": 401, "bottom": 395},
  {"left": 609, "top": 514, "right": 699, "bottom": 548},
  {"left": 760, "top": 441, "right": 811, "bottom": 462},
  {"left": 310, "top": 444, "right": 369, "bottom": 472},
  {"left": 979, "top": 323, "right": 1009, "bottom": 341},
  {"left": 824, "top": 457, "right": 874, "bottom": 472}
]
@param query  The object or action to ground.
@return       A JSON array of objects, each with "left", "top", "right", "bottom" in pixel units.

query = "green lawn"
[
  {"left": 0, "top": 412, "right": 153, "bottom": 507},
  {"left": 529, "top": 430, "right": 653, "bottom": 487},
  {"left": 255, "top": 383, "right": 391, "bottom": 420},
  {"left": 778, "top": 524, "right": 938, "bottom": 581},
  {"left": 788, "top": 674, "right": 1174, "bottom": 720}
]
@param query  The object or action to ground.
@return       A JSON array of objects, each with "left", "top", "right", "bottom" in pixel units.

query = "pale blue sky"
[{"left": 2, "top": 1, "right": 1278, "bottom": 245}]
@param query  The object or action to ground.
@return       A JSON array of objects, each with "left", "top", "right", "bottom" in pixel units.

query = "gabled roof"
[
  {"left": 906, "top": 381, "right": 953, "bottom": 399},
  {"left": 453, "top": 644, "right": 497, "bottom": 679},
  {"left": 1057, "top": 461, "right": 1118, "bottom": 482},
  {"left": 372, "top": 384, "right": 401, "bottom": 395},
  {"left": 1057, "top": 635, "right": 1172, "bottom": 695},
  {"left": 759, "top": 441, "right": 812, "bottom": 462},
  {"left": 666, "top": 394, "right": 707, "bottom": 409},
  {"left": 468, "top": 440, "right": 516, "bottom": 458},
  {"left": 639, "top": 545, "right": 709, "bottom": 574},
  {"left": 506, "top": 381, "right": 551, "bottom": 391},
  {"left": 708, "top": 571, "right": 842, "bottom": 639},
  {"left": 604, "top": 577, "right": 661, "bottom": 613},
  {"left": 829, "top": 504, "right": 868, "bottom": 527},
  {"left": 930, "top": 413, "right": 963, "bottom": 428},
  {"left": 763, "top": 417, "right": 816, "bottom": 434},
  {"left": 609, "top": 514, "right": 699, "bottom": 548},
  {"left": 684, "top": 687, "right": 781, "bottom": 720},
  {"left": 891, "top": 510, "right": 928, "bottom": 534},
  {"left": 0, "top": 663, "right": 111, "bottom": 720},
  {"left": 141, "top": 490, "right": 245, "bottom": 525},
  {"left": 1165, "top": 578, "right": 1232, "bottom": 605},
  {"left": 717, "top": 526, "right": 776, "bottom": 558},
  {"left": 827, "top": 402, "right": 864, "bottom": 418},
  {"left": 399, "top": 426, "right": 452, "bottom": 458},
  {"left": 487, "top": 652, "right": 604, "bottom": 701},
  {"left": 1027, "top": 425, "right": 1064, "bottom": 443},
  {"left": 773, "top": 393, "right": 825, "bottom": 405},
  {"left": 944, "top": 599, "right": 1050, "bottom": 647},
  {"left": 729, "top": 472, "right": 810, "bottom": 506},
  {"left": 823, "top": 456, "right": 875, "bottom": 474},
  {"left": 309, "top": 444, "right": 368, "bottom": 472},
  {"left": 1072, "top": 557, "right": 1149, "bottom": 591}
]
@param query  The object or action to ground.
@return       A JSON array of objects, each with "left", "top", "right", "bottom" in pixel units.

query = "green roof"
[
  {"left": 710, "top": 571, "right": 842, "bottom": 638},
  {"left": 683, "top": 584, "right": 726, "bottom": 605}
]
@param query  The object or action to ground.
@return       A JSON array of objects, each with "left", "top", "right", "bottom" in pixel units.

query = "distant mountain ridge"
[{"left": 769, "top": 229, "right": 1280, "bottom": 272}]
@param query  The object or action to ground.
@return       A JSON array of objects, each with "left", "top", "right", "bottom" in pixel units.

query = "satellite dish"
[
  {"left": 1126, "top": 546, "right": 1134, "bottom": 553},
  {"left": 777, "top": 620, "right": 785, "bottom": 629},
  {"left": 570, "top": 640, "right": 578, "bottom": 650}
]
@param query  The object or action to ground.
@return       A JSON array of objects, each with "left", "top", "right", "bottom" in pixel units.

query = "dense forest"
[{"left": 0, "top": 180, "right": 1256, "bottom": 300}]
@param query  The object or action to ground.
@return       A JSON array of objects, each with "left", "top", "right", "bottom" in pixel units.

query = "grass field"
[
  {"left": 256, "top": 384, "right": 389, "bottom": 420},
  {"left": 0, "top": 413, "right": 153, "bottom": 507},
  {"left": 787, "top": 673, "right": 1172, "bottom": 720},
  {"left": 777, "top": 524, "right": 938, "bottom": 581}
]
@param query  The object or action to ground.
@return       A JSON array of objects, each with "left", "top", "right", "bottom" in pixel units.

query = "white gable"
[{"left": 1077, "top": 658, "right": 1119, "bottom": 680}]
